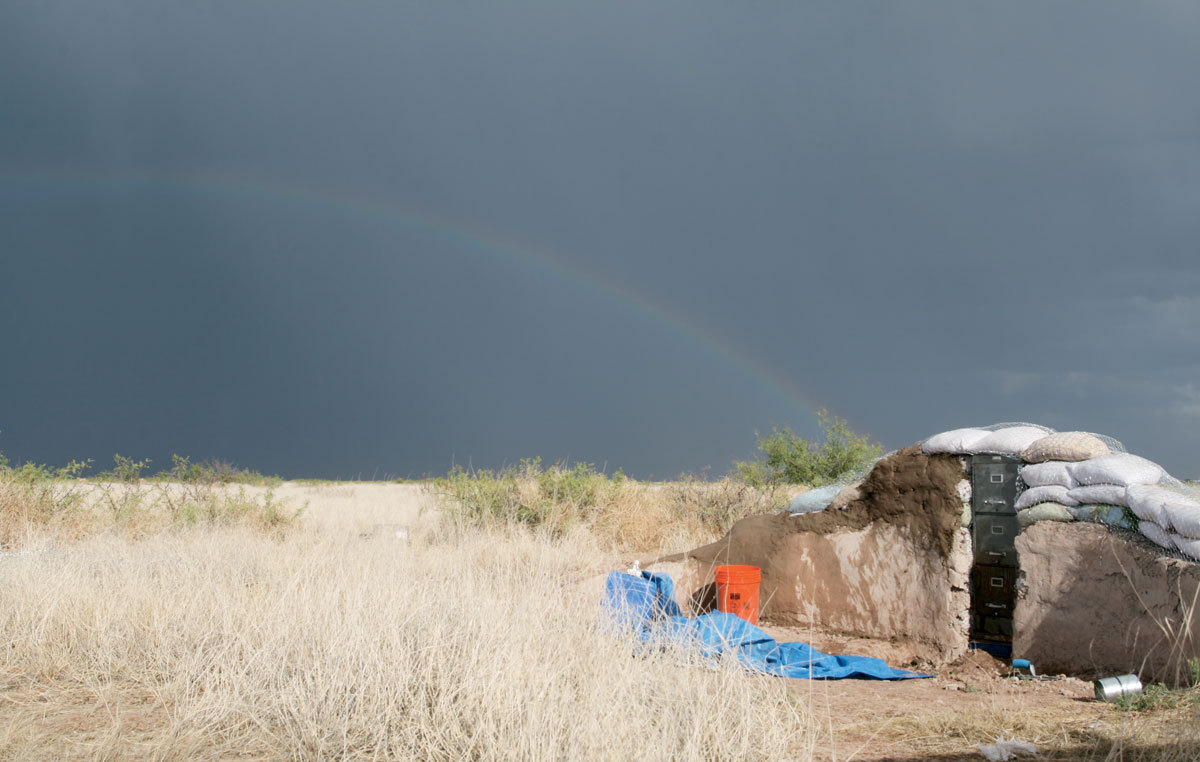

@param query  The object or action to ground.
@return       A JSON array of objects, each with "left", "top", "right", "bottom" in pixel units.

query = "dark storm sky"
[{"left": 2, "top": 1, "right": 1199, "bottom": 479}]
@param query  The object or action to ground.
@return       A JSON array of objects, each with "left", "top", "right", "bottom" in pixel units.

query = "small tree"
[{"left": 733, "top": 408, "right": 882, "bottom": 487}]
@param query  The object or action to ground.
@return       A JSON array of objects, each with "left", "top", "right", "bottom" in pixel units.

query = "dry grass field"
[{"left": 0, "top": 473, "right": 1197, "bottom": 761}]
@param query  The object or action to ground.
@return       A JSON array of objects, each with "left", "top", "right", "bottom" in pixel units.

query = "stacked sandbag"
[
  {"left": 1062, "top": 455, "right": 1170, "bottom": 546},
  {"left": 1018, "top": 502, "right": 1074, "bottom": 526},
  {"left": 1014, "top": 435, "right": 1142, "bottom": 533},
  {"left": 921, "top": 424, "right": 1051, "bottom": 456},
  {"left": 920, "top": 423, "right": 1197, "bottom": 560},
  {"left": 922, "top": 428, "right": 990, "bottom": 455},
  {"left": 971, "top": 426, "right": 1050, "bottom": 456},
  {"left": 1016, "top": 442, "right": 1086, "bottom": 528},
  {"left": 1126, "top": 484, "right": 1200, "bottom": 560},
  {"left": 1014, "top": 485, "right": 1077, "bottom": 510}
]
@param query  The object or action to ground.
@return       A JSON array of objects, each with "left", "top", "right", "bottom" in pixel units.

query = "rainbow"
[{"left": 1, "top": 166, "right": 827, "bottom": 428}]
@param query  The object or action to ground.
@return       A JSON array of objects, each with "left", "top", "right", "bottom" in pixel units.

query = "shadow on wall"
[{"left": 1015, "top": 521, "right": 1200, "bottom": 687}]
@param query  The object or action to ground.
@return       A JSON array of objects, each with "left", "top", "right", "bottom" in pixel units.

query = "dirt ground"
[{"left": 762, "top": 622, "right": 1198, "bottom": 762}]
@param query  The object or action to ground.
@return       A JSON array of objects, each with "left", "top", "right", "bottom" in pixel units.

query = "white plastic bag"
[
  {"left": 922, "top": 428, "right": 990, "bottom": 455},
  {"left": 1139, "top": 521, "right": 1176, "bottom": 551},
  {"left": 1020, "top": 461, "right": 1076, "bottom": 489},
  {"left": 1015, "top": 485, "right": 1076, "bottom": 510},
  {"left": 1068, "top": 484, "right": 1128, "bottom": 507},
  {"left": 1069, "top": 454, "right": 1165, "bottom": 487},
  {"left": 978, "top": 737, "right": 1037, "bottom": 762},
  {"left": 971, "top": 426, "right": 1050, "bottom": 456}
]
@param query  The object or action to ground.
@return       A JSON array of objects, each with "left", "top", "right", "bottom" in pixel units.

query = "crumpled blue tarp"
[{"left": 603, "top": 571, "right": 931, "bottom": 680}]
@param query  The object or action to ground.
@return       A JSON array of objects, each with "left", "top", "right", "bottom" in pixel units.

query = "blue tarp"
[{"left": 603, "top": 571, "right": 931, "bottom": 680}]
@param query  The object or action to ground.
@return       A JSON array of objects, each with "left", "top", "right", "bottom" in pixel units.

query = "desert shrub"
[
  {"left": 435, "top": 458, "right": 619, "bottom": 535},
  {"left": 157, "top": 454, "right": 282, "bottom": 486},
  {"left": 435, "top": 460, "right": 783, "bottom": 551},
  {"left": 0, "top": 450, "right": 299, "bottom": 547},
  {"left": 733, "top": 408, "right": 882, "bottom": 487},
  {"left": 0, "top": 456, "right": 92, "bottom": 547}
]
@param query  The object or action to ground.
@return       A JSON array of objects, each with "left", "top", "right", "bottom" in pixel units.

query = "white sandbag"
[
  {"left": 1163, "top": 496, "right": 1200, "bottom": 539},
  {"left": 1020, "top": 432, "right": 1110, "bottom": 463},
  {"left": 922, "top": 428, "right": 990, "bottom": 455},
  {"left": 788, "top": 485, "right": 841, "bottom": 515},
  {"left": 971, "top": 426, "right": 1050, "bottom": 456},
  {"left": 1020, "top": 461, "right": 1076, "bottom": 489},
  {"left": 1015, "top": 485, "right": 1076, "bottom": 510},
  {"left": 1068, "top": 484, "right": 1128, "bottom": 507},
  {"left": 1171, "top": 534, "right": 1200, "bottom": 561},
  {"left": 1068, "top": 453, "right": 1165, "bottom": 488},
  {"left": 1018, "top": 502, "right": 1074, "bottom": 527},
  {"left": 1126, "top": 484, "right": 1176, "bottom": 529},
  {"left": 1139, "top": 521, "right": 1176, "bottom": 551}
]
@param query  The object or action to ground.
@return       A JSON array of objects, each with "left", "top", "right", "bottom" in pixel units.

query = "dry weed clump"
[
  {"left": 0, "top": 525, "right": 812, "bottom": 761},
  {"left": 0, "top": 466, "right": 300, "bottom": 550}
]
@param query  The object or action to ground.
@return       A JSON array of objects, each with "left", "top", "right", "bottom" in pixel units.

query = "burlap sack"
[{"left": 1020, "top": 432, "right": 1110, "bottom": 463}]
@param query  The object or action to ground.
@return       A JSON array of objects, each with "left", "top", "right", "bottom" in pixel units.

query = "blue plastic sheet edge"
[{"left": 602, "top": 571, "right": 932, "bottom": 681}]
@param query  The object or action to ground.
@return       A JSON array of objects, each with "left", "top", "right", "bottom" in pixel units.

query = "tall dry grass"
[
  {"left": 434, "top": 461, "right": 790, "bottom": 554},
  {"left": 0, "top": 522, "right": 811, "bottom": 761}
]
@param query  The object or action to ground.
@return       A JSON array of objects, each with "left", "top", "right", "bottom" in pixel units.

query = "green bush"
[
  {"left": 732, "top": 408, "right": 882, "bottom": 487},
  {"left": 434, "top": 458, "right": 619, "bottom": 534}
]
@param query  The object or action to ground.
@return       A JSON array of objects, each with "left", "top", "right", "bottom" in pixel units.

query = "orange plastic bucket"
[{"left": 714, "top": 565, "right": 762, "bottom": 624}]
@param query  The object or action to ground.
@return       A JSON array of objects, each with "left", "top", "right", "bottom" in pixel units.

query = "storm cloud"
[{"left": 2, "top": 1, "right": 1198, "bottom": 478}]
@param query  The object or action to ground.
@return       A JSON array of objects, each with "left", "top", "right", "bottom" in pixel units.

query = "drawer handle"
[{"left": 986, "top": 603, "right": 1007, "bottom": 609}]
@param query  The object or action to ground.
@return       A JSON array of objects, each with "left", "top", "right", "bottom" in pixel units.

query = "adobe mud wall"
[
  {"left": 1015, "top": 522, "right": 1200, "bottom": 686},
  {"left": 766, "top": 523, "right": 972, "bottom": 665},
  {"left": 668, "top": 447, "right": 974, "bottom": 667}
]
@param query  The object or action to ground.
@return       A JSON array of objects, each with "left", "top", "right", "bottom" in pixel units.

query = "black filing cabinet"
[{"left": 970, "top": 454, "right": 1021, "bottom": 647}]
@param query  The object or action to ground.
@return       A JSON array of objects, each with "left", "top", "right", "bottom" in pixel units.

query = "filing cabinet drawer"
[
  {"left": 973, "top": 514, "right": 1020, "bottom": 567},
  {"left": 972, "top": 565, "right": 1017, "bottom": 609},
  {"left": 972, "top": 455, "right": 1019, "bottom": 514},
  {"left": 972, "top": 613, "right": 1014, "bottom": 640}
]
